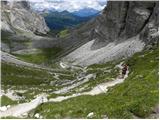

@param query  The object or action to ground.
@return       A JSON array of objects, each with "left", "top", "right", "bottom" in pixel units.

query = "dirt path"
[
  {"left": 0, "top": 95, "right": 48, "bottom": 118},
  {"left": 83, "top": 70, "right": 128, "bottom": 95},
  {"left": 53, "top": 74, "right": 95, "bottom": 94},
  {"left": 50, "top": 62, "right": 129, "bottom": 101},
  {"left": 0, "top": 62, "right": 129, "bottom": 118}
]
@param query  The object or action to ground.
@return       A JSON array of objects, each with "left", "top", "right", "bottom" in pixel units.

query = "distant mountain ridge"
[
  {"left": 72, "top": 8, "right": 100, "bottom": 17},
  {"left": 41, "top": 10, "right": 99, "bottom": 30}
]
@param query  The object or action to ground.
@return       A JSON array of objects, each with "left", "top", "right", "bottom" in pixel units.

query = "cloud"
[{"left": 29, "top": 0, "right": 107, "bottom": 12}]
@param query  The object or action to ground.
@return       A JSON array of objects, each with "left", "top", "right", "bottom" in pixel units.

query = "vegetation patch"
[
  {"left": 58, "top": 29, "right": 69, "bottom": 38},
  {"left": 1, "top": 116, "right": 21, "bottom": 119},
  {"left": 32, "top": 47, "right": 159, "bottom": 119},
  {"left": 14, "top": 47, "right": 62, "bottom": 65},
  {"left": 1, "top": 62, "right": 54, "bottom": 85},
  {"left": 1, "top": 95, "right": 17, "bottom": 106},
  {"left": 72, "top": 62, "right": 120, "bottom": 93}
]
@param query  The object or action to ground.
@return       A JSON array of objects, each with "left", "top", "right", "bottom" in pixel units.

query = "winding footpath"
[
  {"left": 53, "top": 74, "right": 95, "bottom": 94},
  {"left": 0, "top": 62, "right": 129, "bottom": 118},
  {"left": 0, "top": 95, "right": 48, "bottom": 118}
]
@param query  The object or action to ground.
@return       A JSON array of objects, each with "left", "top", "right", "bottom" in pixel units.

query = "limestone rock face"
[
  {"left": 58, "top": 1, "right": 158, "bottom": 51},
  {"left": 139, "top": 2, "right": 159, "bottom": 48},
  {"left": 96, "top": 1, "right": 158, "bottom": 44},
  {"left": 1, "top": 0, "right": 49, "bottom": 34},
  {"left": 63, "top": 1, "right": 159, "bottom": 66},
  {"left": 92, "top": 1, "right": 159, "bottom": 46}
]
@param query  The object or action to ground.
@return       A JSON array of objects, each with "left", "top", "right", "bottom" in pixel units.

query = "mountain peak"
[{"left": 72, "top": 8, "right": 100, "bottom": 17}]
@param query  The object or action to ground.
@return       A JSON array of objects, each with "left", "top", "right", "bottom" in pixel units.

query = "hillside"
[
  {"left": 1, "top": 0, "right": 62, "bottom": 64},
  {"left": 0, "top": 0, "right": 159, "bottom": 119},
  {"left": 72, "top": 8, "right": 99, "bottom": 17}
]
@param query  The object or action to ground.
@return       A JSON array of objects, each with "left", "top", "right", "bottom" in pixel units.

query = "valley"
[
  {"left": 0, "top": 0, "right": 159, "bottom": 119},
  {"left": 1, "top": 46, "right": 158, "bottom": 119}
]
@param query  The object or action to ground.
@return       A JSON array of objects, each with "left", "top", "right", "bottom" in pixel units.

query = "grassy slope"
[
  {"left": 1, "top": 95, "right": 17, "bottom": 106},
  {"left": 1, "top": 62, "right": 57, "bottom": 102},
  {"left": 32, "top": 47, "right": 159, "bottom": 119},
  {"left": 1, "top": 62, "right": 54, "bottom": 86},
  {"left": 1, "top": 62, "right": 82, "bottom": 102},
  {"left": 1, "top": 31, "right": 63, "bottom": 66},
  {"left": 14, "top": 47, "right": 62, "bottom": 65},
  {"left": 58, "top": 29, "right": 69, "bottom": 38},
  {"left": 69, "top": 62, "right": 120, "bottom": 94}
]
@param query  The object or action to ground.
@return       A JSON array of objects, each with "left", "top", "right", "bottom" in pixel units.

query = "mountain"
[
  {"left": 41, "top": 10, "right": 98, "bottom": 30},
  {"left": 1, "top": 0, "right": 49, "bottom": 35},
  {"left": 1, "top": 0, "right": 53, "bottom": 54},
  {"left": 1, "top": 1, "right": 159, "bottom": 119},
  {"left": 72, "top": 8, "right": 100, "bottom": 17},
  {"left": 56, "top": 1, "right": 159, "bottom": 66}
]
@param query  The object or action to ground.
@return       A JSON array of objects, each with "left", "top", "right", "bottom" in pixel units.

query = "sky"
[{"left": 28, "top": 0, "right": 107, "bottom": 12}]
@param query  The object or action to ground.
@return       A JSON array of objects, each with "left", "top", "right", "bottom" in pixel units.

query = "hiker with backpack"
[{"left": 121, "top": 64, "right": 128, "bottom": 78}]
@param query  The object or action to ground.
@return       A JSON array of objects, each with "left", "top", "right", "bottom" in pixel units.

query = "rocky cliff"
[
  {"left": 63, "top": 1, "right": 159, "bottom": 66},
  {"left": 1, "top": 0, "right": 49, "bottom": 34},
  {"left": 91, "top": 1, "right": 159, "bottom": 49},
  {"left": 55, "top": 1, "right": 158, "bottom": 50},
  {"left": 1, "top": 0, "right": 53, "bottom": 53}
]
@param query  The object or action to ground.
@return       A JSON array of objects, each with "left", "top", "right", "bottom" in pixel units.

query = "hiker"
[{"left": 121, "top": 64, "right": 128, "bottom": 78}]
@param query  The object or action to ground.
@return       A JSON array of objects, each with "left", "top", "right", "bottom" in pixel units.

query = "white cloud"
[{"left": 29, "top": 0, "right": 107, "bottom": 12}]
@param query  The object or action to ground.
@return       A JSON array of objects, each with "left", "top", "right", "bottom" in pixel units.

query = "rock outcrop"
[
  {"left": 1, "top": 0, "right": 53, "bottom": 54},
  {"left": 91, "top": 1, "right": 159, "bottom": 48},
  {"left": 1, "top": 0, "right": 49, "bottom": 34},
  {"left": 63, "top": 1, "right": 159, "bottom": 66},
  {"left": 55, "top": 1, "right": 158, "bottom": 52}
]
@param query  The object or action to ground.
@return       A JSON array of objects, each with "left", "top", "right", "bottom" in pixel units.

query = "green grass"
[
  {"left": 1, "top": 95, "right": 17, "bottom": 106},
  {"left": 58, "top": 74, "right": 76, "bottom": 80},
  {"left": 1, "top": 62, "right": 54, "bottom": 85},
  {"left": 14, "top": 47, "right": 62, "bottom": 65},
  {"left": 70, "top": 62, "right": 120, "bottom": 93},
  {"left": 1, "top": 116, "right": 21, "bottom": 119},
  {"left": 15, "top": 53, "right": 47, "bottom": 65},
  {"left": 1, "top": 62, "right": 74, "bottom": 102},
  {"left": 47, "top": 93, "right": 60, "bottom": 99},
  {"left": 58, "top": 29, "right": 69, "bottom": 38},
  {"left": 80, "top": 68, "right": 119, "bottom": 92},
  {"left": 32, "top": 47, "right": 159, "bottom": 119}
]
